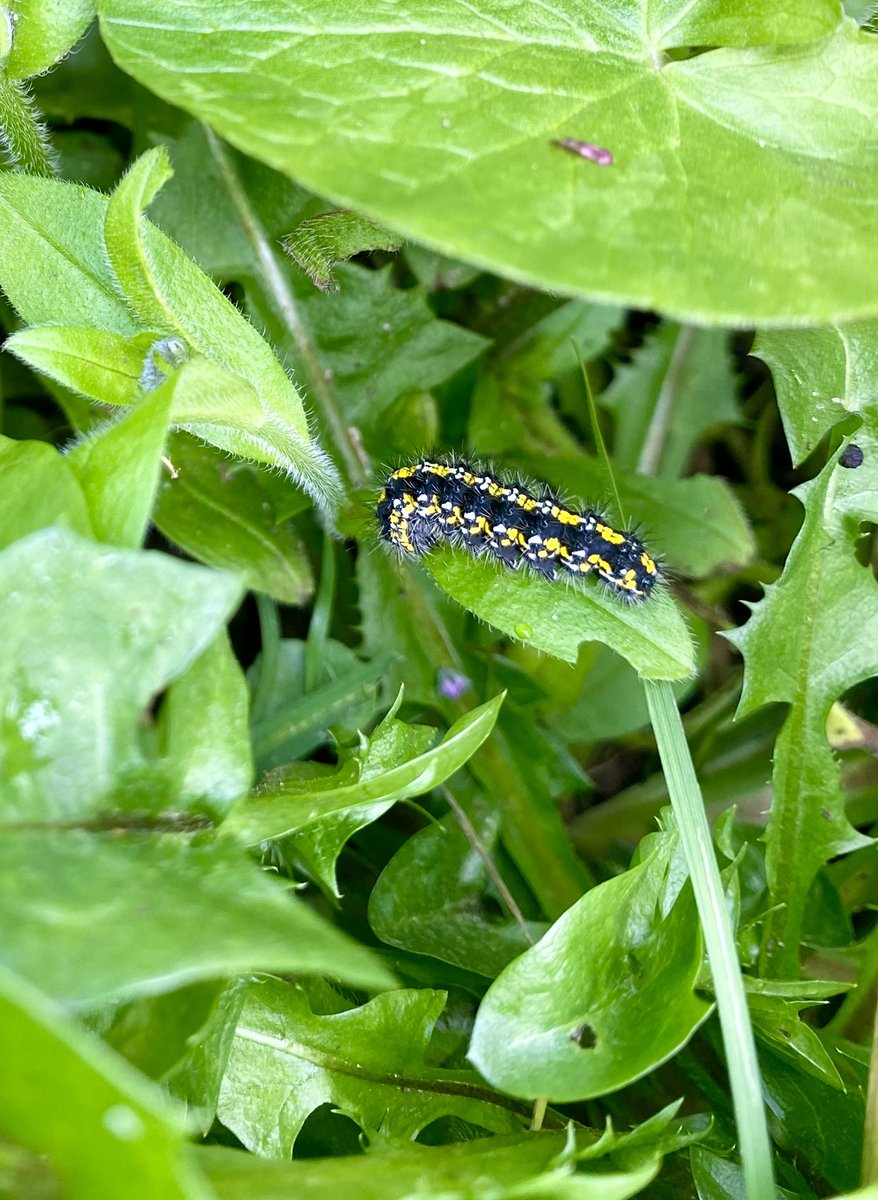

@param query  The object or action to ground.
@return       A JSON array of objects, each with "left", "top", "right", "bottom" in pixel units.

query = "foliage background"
[{"left": 1, "top": 2, "right": 878, "bottom": 1198}]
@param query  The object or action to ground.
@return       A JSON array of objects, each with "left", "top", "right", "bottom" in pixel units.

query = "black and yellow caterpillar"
[{"left": 376, "top": 460, "right": 659, "bottom": 602}]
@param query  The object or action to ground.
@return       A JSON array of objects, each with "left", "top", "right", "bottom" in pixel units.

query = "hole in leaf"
[
  {"left": 569, "top": 1021, "right": 597, "bottom": 1049},
  {"left": 854, "top": 521, "right": 878, "bottom": 582},
  {"left": 417, "top": 1116, "right": 495, "bottom": 1145},
  {"left": 295, "top": 1104, "right": 362, "bottom": 1158}
]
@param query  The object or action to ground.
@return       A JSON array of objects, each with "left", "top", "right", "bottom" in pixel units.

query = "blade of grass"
[
  {"left": 864, "top": 997, "right": 878, "bottom": 1186},
  {"left": 575, "top": 342, "right": 626, "bottom": 527},
  {"left": 250, "top": 593, "right": 282, "bottom": 726},
  {"left": 644, "top": 678, "right": 774, "bottom": 1200},
  {"left": 305, "top": 532, "right": 335, "bottom": 693}
]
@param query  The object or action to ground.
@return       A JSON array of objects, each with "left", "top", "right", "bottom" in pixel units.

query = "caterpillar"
[{"left": 376, "top": 460, "right": 659, "bottom": 602}]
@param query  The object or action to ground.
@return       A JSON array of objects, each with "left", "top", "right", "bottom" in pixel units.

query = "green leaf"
[
  {"left": 250, "top": 640, "right": 391, "bottom": 769},
  {"left": 158, "top": 632, "right": 254, "bottom": 821},
  {"left": 0, "top": 161, "right": 343, "bottom": 515},
  {"left": 218, "top": 979, "right": 525, "bottom": 1154},
  {"left": 753, "top": 321, "right": 878, "bottom": 465},
  {"left": 748, "top": 991, "right": 844, "bottom": 1089},
  {"left": 0, "top": 435, "right": 92, "bottom": 548},
  {"left": 200, "top": 1101, "right": 701, "bottom": 1199},
  {"left": 154, "top": 433, "right": 314, "bottom": 606},
  {"left": 369, "top": 805, "right": 547, "bottom": 977},
  {"left": 5, "top": 0, "right": 96, "bottom": 79},
  {"left": 468, "top": 300, "right": 624, "bottom": 457},
  {"left": 357, "top": 553, "right": 593, "bottom": 917},
  {"left": 0, "top": 963, "right": 212, "bottom": 1200},
  {"left": 726, "top": 433, "right": 878, "bottom": 975},
  {"left": 0, "top": 831, "right": 393, "bottom": 1003},
  {"left": 103, "top": 147, "right": 343, "bottom": 514},
  {"left": 99, "top": 5, "right": 874, "bottom": 325},
  {"left": 0, "top": 170, "right": 138, "bottom": 334},
  {"left": 66, "top": 378, "right": 172, "bottom": 548},
  {"left": 4, "top": 324, "right": 150, "bottom": 407},
  {"left": 0, "top": 528, "right": 243, "bottom": 822},
  {"left": 97, "top": 979, "right": 233, "bottom": 1084},
  {"left": 226, "top": 692, "right": 505, "bottom": 848},
  {"left": 282, "top": 209, "right": 403, "bottom": 292},
  {"left": 600, "top": 325, "right": 739, "bottom": 479},
  {"left": 167, "top": 979, "right": 248, "bottom": 1134},
  {"left": 287, "top": 263, "right": 488, "bottom": 432},
  {"left": 425, "top": 545, "right": 694, "bottom": 678},
  {"left": 655, "top": 0, "right": 842, "bottom": 48},
  {"left": 758, "top": 1041, "right": 865, "bottom": 1193},
  {"left": 469, "top": 831, "right": 710, "bottom": 1101}
]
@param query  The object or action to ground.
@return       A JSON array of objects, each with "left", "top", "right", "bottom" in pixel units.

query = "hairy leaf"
[
  {"left": 0, "top": 435, "right": 92, "bottom": 548},
  {"left": 66, "top": 378, "right": 172, "bottom": 548},
  {"left": 283, "top": 209, "right": 403, "bottom": 292}
]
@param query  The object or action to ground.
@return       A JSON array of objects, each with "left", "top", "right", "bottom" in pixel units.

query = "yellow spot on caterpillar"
[
  {"left": 391, "top": 467, "right": 417, "bottom": 479},
  {"left": 641, "top": 553, "right": 657, "bottom": 575},
  {"left": 596, "top": 523, "right": 626, "bottom": 546},
  {"left": 552, "top": 507, "right": 581, "bottom": 525},
  {"left": 588, "top": 554, "right": 612, "bottom": 574}
]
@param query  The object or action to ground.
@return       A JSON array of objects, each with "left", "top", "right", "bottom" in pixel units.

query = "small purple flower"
[
  {"left": 551, "top": 138, "right": 614, "bottom": 166},
  {"left": 437, "top": 668, "right": 471, "bottom": 701}
]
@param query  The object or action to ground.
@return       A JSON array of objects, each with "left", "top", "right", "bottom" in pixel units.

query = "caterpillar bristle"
[{"left": 376, "top": 458, "right": 660, "bottom": 603}]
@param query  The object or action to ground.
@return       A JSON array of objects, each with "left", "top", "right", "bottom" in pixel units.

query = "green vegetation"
[{"left": 1, "top": 4, "right": 877, "bottom": 1199}]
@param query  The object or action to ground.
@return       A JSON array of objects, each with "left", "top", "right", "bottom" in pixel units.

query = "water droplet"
[
  {"left": 103, "top": 1106, "right": 144, "bottom": 1141},
  {"left": 514, "top": 623, "right": 532, "bottom": 640}
]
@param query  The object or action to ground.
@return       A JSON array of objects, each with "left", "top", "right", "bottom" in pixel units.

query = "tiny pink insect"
[{"left": 551, "top": 138, "right": 614, "bottom": 166}]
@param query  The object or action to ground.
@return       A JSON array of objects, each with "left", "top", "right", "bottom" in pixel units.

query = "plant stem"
[
  {"left": 644, "top": 679, "right": 774, "bottom": 1200},
  {"left": 863, "top": 996, "right": 878, "bottom": 1185},
  {"left": 0, "top": 76, "right": 57, "bottom": 176},
  {"left": 637, "top": 324, "right": 695, "bottom": 477},
  {"left": 204, "top": 125, "right": 367, "bottom": 489}
]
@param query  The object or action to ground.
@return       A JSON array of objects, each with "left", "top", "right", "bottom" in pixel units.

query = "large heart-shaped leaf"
[{"left": 97, "top": 3, "right": 876, "bottom": 324}]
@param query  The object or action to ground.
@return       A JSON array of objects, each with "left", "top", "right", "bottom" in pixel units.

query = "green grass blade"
[{"left": 644, "top": 678, "right": 774, "bottom": 1200}]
